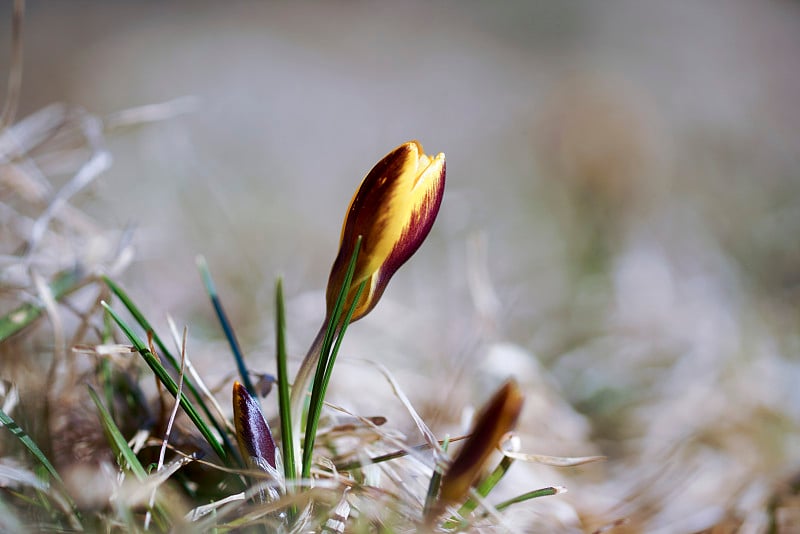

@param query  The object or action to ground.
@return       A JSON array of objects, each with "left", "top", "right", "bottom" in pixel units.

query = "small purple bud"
[{"left": 232, "top": 381, "right": 277, "bottom": 470}]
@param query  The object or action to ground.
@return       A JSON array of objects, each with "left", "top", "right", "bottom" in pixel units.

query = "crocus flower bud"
[
  {"left": 326, "top": 140, "right": 446, "bottom": 323},
  {"left": 232, "top": 381, "right": 277, "bottom": 471},
  {"left": 438, "top": 379, "right": 525, "bottom": 508},
  {"left": 290, "top": 141, "right": 446, "bottom": 466}
]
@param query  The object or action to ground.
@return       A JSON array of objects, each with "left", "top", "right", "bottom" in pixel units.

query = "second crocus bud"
[
  {"left": 437, "top": 379, "right": 525, "bottom": 509},
  {"left": 232, "top": 381, "right": 278, "bottom": 472}
]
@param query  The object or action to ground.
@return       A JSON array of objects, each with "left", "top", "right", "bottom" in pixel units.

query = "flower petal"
[{"left": 365, "top": 157, "right": 445, "bottom": 318}]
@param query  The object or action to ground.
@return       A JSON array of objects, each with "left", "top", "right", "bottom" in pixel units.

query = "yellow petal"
[{"left": 326, "top": 140, "right": 445, "bottom": 322}]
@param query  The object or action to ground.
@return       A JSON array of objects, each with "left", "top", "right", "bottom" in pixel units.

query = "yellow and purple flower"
[
  {"left": 324, "top": 140, "right": 446, "bottom": 323},
  {"left": 290, "top": 140, "right": 445, "bottom": 471}
]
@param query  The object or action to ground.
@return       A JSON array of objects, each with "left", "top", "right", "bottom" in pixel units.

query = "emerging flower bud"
[
  {"left": 232, "top": 381, "right": 277, "bottom": 471},
  {"left": 326, "top": 140, "right": 446, "bottom": 323},
  {"left": 438, "top": 379, "right": 525, "bottom": 507},
  {"left": 290, "top": 141, "right": 446, "bottom": 466}
]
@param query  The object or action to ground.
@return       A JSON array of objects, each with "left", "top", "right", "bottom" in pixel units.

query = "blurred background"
[{"left": 2, "top": 1, "right": 800, "bottom": 531}]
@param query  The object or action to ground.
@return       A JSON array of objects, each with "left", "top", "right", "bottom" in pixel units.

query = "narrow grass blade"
[
  {"left": 301, "top": 237, "right": 362, "bottom": 479},
  {"left": 275, "top": 278, "right": 296, "bottom": 483},
  {"left": 0, "top": 411, "right": 81, "bottom": 528},
  {"left": 322, "top": 281, "right": 366, "bottom": 400},
  {"left": 335, "top": 434, "right": 470, "bottom": 472},
  {"left": 316, "top": 235, "right": 364, "bottom": 400},
  {"left": 87, "top": 386, "right": 148, "bottom": 480},
  {"left": 0, "top": 267, "right": 84, "bottom": 342},
  {"left": 102, "top": 276, "right": 176, "bottom": 368},
  {"left": 423, "top": 436, "right": 449, "bottom": 517},
  {"left": 88, "top": 387, "right": 168, "bottom": 530},
  {"left": 101, "top": 277, "right": 241, "bottom": 466},
  {"left": 494, "top": 486, "right": 562, "bottom": 512},
  {"left": 101, "top": 301, "right": 231, "bottom": 466},
  {"left": 0, "top": 407, "right": 66, "bottom": 488},
  {"left": 447, "top": 455, "right": 515, "bottom": 526},
  {"left": 475, "top": 454, "right": 514, "bottom": 499},
  {"left": 197, "top": 256, "right": 255, "bottom": 396},
  {"left": 301, "top": 279, "right": 366, "bottom": 479}
]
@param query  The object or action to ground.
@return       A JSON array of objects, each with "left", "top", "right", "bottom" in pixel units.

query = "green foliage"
[
  {"left": 302, "top": 237, "right": 366, "bottom": 480},
  {"left": 274, "top": 278, "right": 296, "bottom": 484},
  {"left": 0, "top": 407, "right": 67, "bottom": 492},
  {"left": 197, "top": 256, "right": 256, "bottom": 396},
  {"left": 100, "top": 300, "right": 233, "bottom": 466},
  {"left": 103, "top": 276, "right": 241, "bottom": 465}
]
